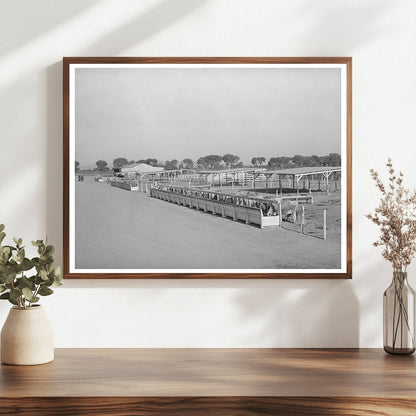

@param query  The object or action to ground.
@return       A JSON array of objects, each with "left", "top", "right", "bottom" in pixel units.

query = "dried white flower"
[{"left": 367, "top": 159, "right": 416, "bottom": 272}]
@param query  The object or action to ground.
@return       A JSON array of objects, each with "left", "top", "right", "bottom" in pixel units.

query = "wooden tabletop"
[{"left": 1, "top": 348, "right": 416, "bottom": 415}]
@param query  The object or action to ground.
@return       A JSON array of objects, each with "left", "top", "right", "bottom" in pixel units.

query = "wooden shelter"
[{"left": 259, "top": 166, "right": 341, "bottom": 193}]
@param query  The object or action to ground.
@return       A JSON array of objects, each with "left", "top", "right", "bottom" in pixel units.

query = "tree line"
[{"left": 75, "top": 153, "right": 341, "bottom": 173}]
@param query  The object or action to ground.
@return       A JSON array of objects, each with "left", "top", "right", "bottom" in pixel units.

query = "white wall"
[{"left": 1, "top": 0, "right": 415, "bottom": 347}]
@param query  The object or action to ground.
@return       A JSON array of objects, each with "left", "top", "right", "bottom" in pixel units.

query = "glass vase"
[{"left": 383, "top": 271, "right": 415, "bottom": 355}]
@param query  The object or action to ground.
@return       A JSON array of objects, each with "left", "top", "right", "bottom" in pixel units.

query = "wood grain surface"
[{"left": 1, "top": 349, "right": 415, "bottom": 415}]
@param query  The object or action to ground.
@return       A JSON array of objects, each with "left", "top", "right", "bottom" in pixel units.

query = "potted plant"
[
  {"left": 367, "top": 160, "right": 416, "bottom": 354},
  {"left": 0, "top": 224, "right": 62, "bottom": 365}
]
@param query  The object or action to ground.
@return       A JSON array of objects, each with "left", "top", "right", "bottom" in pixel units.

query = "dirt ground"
[
  {"left": 279, "top": 193, "right": 341, "bottom": 242},
  {"left": 195, "top": 183, "right": 342, "bottom": 243},
  {"left": 75, "top": 181, "right": 342, "bottom": 270}
]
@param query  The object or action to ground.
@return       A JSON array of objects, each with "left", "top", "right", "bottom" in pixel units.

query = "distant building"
[{"left": 115, "top": 163, "right": 164, "bottom": 178}]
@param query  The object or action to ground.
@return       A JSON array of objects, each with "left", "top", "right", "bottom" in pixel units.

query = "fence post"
[
  {"left": 323, "top": 209, "right": 327, "bottom": 240},
  {"left": 301, "top": 205, "right": 305, "bottom": 234}
]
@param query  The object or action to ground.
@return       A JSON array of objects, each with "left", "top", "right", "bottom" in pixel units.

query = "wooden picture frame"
[{"left": 63, "top": 57, "right": 352, "bottom": 279}]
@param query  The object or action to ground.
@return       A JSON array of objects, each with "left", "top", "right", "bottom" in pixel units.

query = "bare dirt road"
[{"left": 75, "top": 181, "right": 341, "bottom": 270}]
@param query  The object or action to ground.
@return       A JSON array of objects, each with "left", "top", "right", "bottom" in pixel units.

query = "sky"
[{"left": 75, "top": 66, "right": 342, "bottom": 168}]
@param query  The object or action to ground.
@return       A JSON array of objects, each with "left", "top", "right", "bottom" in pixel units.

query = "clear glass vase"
[{"left": 383, "top": 271, "right": 415, "bottom": 355}]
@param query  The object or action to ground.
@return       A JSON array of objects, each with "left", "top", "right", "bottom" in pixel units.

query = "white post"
[
  {"left": 325, "top": 173, "right": 329, "bottom": 195},
  {"left": 293, "top": 202, "right": 298, "bottom": 223},
  {"left": 301, "top": 205, "right": 305, "bottom": 234},
  {"left": 323, "top": 209, "right": 327, "bottom": 240},
  {"left": 279, "top": 202, "right": 282, "bottom": 226}
]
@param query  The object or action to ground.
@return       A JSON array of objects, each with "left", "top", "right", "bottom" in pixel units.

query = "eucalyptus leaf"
[
  {"left": 45, "top": 245, "right": 55, "bottom": 256},
  {"left": 53, "top": 267, "right": 63, "bottom": 285},
  {"left": 0, "top": 246, "right": 10, "bottom": 255},
  {"left": 17, "top": 248, "right": 25, "bottom": 263},
  {"left": 22, "top": 287, "right": 34, "bottom": 301},
  {"left": 0, "top": 251, "right": 8, "bottom": 265},
  {"left": 38, "top": 287, "right": 53, "bottom": 296},
  {"left": 17, "top": 276, "right": 35, "bottom": 290},
  {"left": 3, "top": 245, "right": 17, "bottom": 251},
  {"left": 8, "top": 297, "right": 18, "bottom": 306},
  {"left": 53, "top": 266, "right": 62, "bottom": 278},
  {"left": 39, "top": 269, "right": 48, "bottom": 281},
  {"left": 0, "top": 227, "right": 61, "bottom": 307},
  {"left": 3, "top": 272, "right": 16, "bottom": 284},
  {"left": 20, "top": 258, "right": 33, "bottom": 271},
  {"left": 9, "top": 288, "right": 21, "bottom": 301}
]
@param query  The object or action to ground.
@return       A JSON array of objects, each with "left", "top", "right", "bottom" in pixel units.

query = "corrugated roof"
[
  {"left": 199, "top": 168, "right": 266, "bottom": 174},
  {"left": 121, "top": 163, "right": 164, "bottom": 173},
  {"left": 265, "top": 166, "right": 341, "bottom": 175}
]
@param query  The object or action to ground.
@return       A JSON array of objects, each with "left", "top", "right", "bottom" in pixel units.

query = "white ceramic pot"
[{"left": 1, "top": 305, "right": 54, "bottom": 365}]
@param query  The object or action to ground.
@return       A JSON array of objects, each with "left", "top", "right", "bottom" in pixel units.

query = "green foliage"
[
  {"left": 223, "top": 154, "right": 240, "bottom": 169},
  {"left": 145, "top": 158, "right": 158, "bottom": 167},
  {"left": 181, "top": 158, "right": 194, "bottom": 170},
  {"left": 95, "top": 160, "right": 109, "bottom": 173},
  {"left": 113, "top": 157, "right": 129, "bottom": 168},
  {"left": 251, "top": 157, "right": 266, "bottom": 167},
  {"left": 164, "top": 159, "right": 179, "bottom": 170},
  {"left": 197, "top": 155, "right": 224, "bottom": 170},
  {"left": 0, "top": 225, "right": 62, "bottom": 309},
  {"left": 267, "top": 154, "right": 341, "bottom": 169}
]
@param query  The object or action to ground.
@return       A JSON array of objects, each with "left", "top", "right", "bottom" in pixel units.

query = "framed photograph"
[{"left": 63, "top": 57, "right": 352, "bottom": 279}]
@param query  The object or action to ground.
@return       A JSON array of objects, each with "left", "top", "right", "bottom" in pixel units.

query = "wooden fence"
[
  {"left": 149, "top": 188, "right": 279, "bottom": 228},
  {"left": 110, "top": 180, "right": 140, "bottom": 191}
]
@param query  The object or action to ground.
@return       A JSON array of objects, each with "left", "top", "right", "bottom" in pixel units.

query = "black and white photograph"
[{"left": 64, "top": 58, "right": 352, "bottom": 278}]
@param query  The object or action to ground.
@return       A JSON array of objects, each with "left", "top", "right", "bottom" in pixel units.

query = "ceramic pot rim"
[{"left": 11, "top": 305, "right": 42, "bottom": 311}]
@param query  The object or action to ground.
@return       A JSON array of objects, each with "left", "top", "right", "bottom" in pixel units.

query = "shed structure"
[{"left": 262, "top": 166, "right": 342, "bottom": 194}]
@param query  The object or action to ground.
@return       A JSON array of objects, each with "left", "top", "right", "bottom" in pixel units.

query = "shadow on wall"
[
  {"left": 0, "top": 0, "right": 396, "bottom": 345},
  {"left": 82, "top": 0, "right": 205, "bottom": 55},
  {"left": 0, "top": 0, "right": 101, "bottom": 57},
  {"left": 233, "top": 279, "right": 359, "bottom": 347},
  {"left": 23, "top": 0, "right": 392, "bottom": 269},
  {"left": 58, "top": 277, "right": 359, "bottom": 348},
  {"left": 292, "top": 0, "right": 393, "bottom": 53},
  {"left": 45, "top": 0, "right": 205, "bottom": 264},
  {"left": 46, "top": 62, "right": 64, "bottom": 264}
]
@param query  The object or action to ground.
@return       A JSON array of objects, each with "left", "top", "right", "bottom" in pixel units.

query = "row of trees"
[
  {"left": 109, "top": 155, "right": 244, "bottom": 171},
  {"left": 75, "top": 153, "right": 341, "bottom": 173},
  {"left": 268, "top": 153, "right": 341, "bottom": 169}
]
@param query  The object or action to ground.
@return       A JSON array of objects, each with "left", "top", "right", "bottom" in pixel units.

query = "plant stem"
[{"left": 391, "top": 274, "right": 414, "bottom": 350}]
